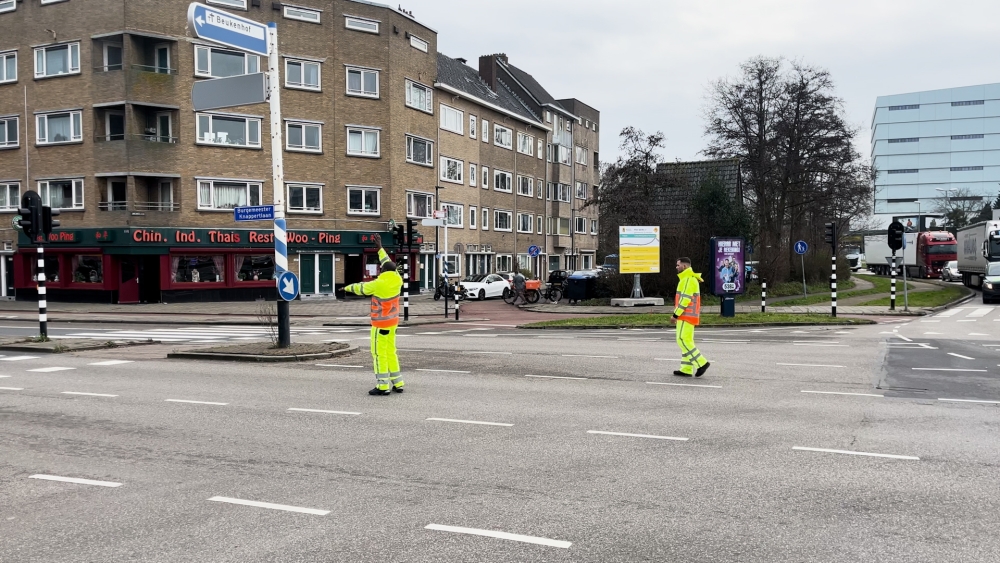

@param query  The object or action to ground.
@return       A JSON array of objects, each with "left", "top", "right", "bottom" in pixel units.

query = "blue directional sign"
[
  {"left": 277, "top": 270, "right": 299, "bottom": 301},
  {"left": 234, "top": 205, "right": 275, "bottom": 222},
  {"left": 794, "top": 240, "right": 808, "bottom": 255},
  {"left": 527, "top": 245, "right": 541, "bottom": 257},
  {"left": 187, "top": 2, "right": 268, "bottom": 56}
]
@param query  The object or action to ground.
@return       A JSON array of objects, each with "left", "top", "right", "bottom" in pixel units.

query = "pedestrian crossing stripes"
[
  {"left": 935, "top": 306, "right": 1000, "bottom": 321},
  {"left": 48, "top": 326, "right": 361, "bottom": 343}
]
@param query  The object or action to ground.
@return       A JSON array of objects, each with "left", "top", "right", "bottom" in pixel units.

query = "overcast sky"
[{"left": 406, "top": 0, "right": 1000, "bottom": 163}]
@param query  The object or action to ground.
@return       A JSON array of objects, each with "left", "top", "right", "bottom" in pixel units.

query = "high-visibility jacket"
[
  {"left": 345, "top": 249, "right": 403, "bottom": 328},
  {"left": 673, "top": 267, "right": 703, "bottom": 326}
]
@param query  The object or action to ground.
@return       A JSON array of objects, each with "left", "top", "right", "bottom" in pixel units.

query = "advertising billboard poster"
[
  {"left": 711, "top": 237, "right": 745, "bottom": 295},
  {"left": 619, "top": 226, "right": 660, "bottom": 273}
]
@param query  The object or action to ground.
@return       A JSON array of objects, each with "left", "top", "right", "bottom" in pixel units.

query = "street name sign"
[
  {"left": 421, "top": 218, "right": 445, "bottom": 227},
  {"left": 234, "top": 205, "right": 275, "bottom": 222},
  {"left": 187, "top": 2, "right": 268, "bottom": 56},
  {"left": 619, "top": 226, "right": 660, "bottom": 273},
  {"left": 277, "top": 270, "right": 299, "bottom": 301},
  {"left": 192, "top": 72, "right": 267, "bottom": 111}
]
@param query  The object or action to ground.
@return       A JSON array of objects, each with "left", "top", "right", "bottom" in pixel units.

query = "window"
[
  {"left": 38, "top": 179, "right": 83, "bottom": 209},
  {"left": 345, "top": 16, "right": 379, "bottom": 33},
  {"left": 583, "top": 255, "right": 594, "bottom": 270},
  {"left": 150, "top": 181, "right": 173, "bottom": 211},
  {"left": 346, "top": 67, "right": 378, "bottom": 98},
  {"left": 537, "top": 178, "right": 544, "bottom": 199},
  {"left": 496, "top": 255, "right": 513, "bottom": 272},
  {"left": 556, "top": 217, "right": 570, "bottom": 235},
  {"left": 444, "top": 254, "right": 460, "bottom": 276},
  {"left": 481, "top": 120, "right": 488, "bottom": 142},
  {"left": 888, "top": 105, "right": 919, "bottom": 111},
  {"left": 470, "top": 206, "right": 477, "bottom": 229},
  {"left": 284, "top": 5, "right": 320, "bottom": 23},
  {"left": 469, "top": 115, "right": 477, "bottom": 138},
  {"left": 0, "top": 0, "right": 14, "bottom": 13},
  {"left": 591, "top": 220, "right": 598, "bottom": 234},
  {"left": 558, "top": 145, "right": 571, "bottom": 165},
  {"left": 197, "top": 113, "right": 261, "bottom": 148},
  {"left": 469, "top": 163, "right": 477, "bottom": 187},
  {"left": 173, "top": 255, "right": 225, "bottom": 283},
  {"left": 575, "top": 182, "right": 587, "bottom": 199},
  {"left": 494, "top": 124, "right": 512, "bottom": 149},
  {"left": 348, "top": 186, "right": 380, "bottom": 215},
  {"left": 951, "top": 166, "right": 984, "bottom": 171},
  {"left": 517, "top": 132, "right": 533, "bottom": 155},
  {"left": 594, "top": 151, "right": 599, "bottom": 168},
  {"left": 494, "top": 210, "right": 512, "bottom": 232},
  {"left": 36, "top": 111, "right": 82, "bottom": 144},
  {"left": 0, "top": 117, "right": 18, "bottom": 148},
  {"left": 481, "top": 166, "right": 489, "bottom": 189},
  {"left": 575, "top": 145, "right": 587, "bottom": 165},
  {"left": 547, "top": 182, "right": 554, "bottom": 200},
  {"left": 104, "top": 111, "right": 125, "bottom": 141},
  {"left": 195, "top": 45, "right": 258, "bottom": 78},
  {"left": 517, "top": 212, "right": 533, "bottom": 233},
  {"left": 207, "top": 0, "right": 247, "bottom": 8},
  {"left": 575, "top": 217, "right": 587, "bottom": 233},
  {"left": 347, "top": 127, "right": 379, "bottom": 157},
  {"left": 102, "top": 42, "right": 122, "bottom": 72},
  {"left": 285, "top": 59, "right": 320, "bottom": 90},
  {"left": 440, "top": 104, "right": 463, "bottom": 134},
  {"left": 952, "top": 100, "right": 984, "bottom": 107},
  {"left": 154, "top": 44, "right": 171, "bottom": 74},
  {"left": 0, "top": 51, "right": 16, "bottom": 83},
  {"left": 953, "top": 134, "right": 984, "bottom": 140},
  {"left": 405, "top": 80, "right": 432, "bottom": 113},
  {"left": 888, "top": 138, "right": 919, "bottom": 143},
  {"left": 410, "top": 34, "right": 429, "bottom": 52},
  {"left": 237, "top": 255, "right": 275, "bottom": 283},
  {"left": 517, "top": 175, "right": 533, "bottom": 197},
  {"left": 407, "top": 192, "right": 433, "bottom": 218},
  {"left": 442, "top": 202, "right": 463, "bottom": 227},
  {"left": 0, "top": 182, "right": 19, "bottom": 210},
  {"left": 34, "top": 43, "right": 80, "bottom": 78},
  {"left": 406, "top": 135, "right": 433, "bottom": 166},
  {"left": 545, "top": 111, "right": 551, "bottom": 123},
  {"left": 557, "top": 184, "right": 571, "bottom": 202},
  {"left": 71, "top": 255, "right": 104, "bottom": 284},
  {"left": 440, "top": 156, "right": 464, "bottom": 184},
  {"left": 482, "top": 207, "right": 489, "bottom": 230},
  {"left": 887, "top": 169, "right": 918, "bottom": 174},
  {"left": 537, "top": 139, "right": 543, "bottom": 159},
  {"left": 547, "top": 144, "right": 552, "bottom": 162},
  {"left": 287, "top": 184, "right": 322, "bottom": 213},
  {"left": 197, "top": 180, "right": 261, "bottom": 210},
  {"left": 537, "top": 216, "right": 543, "bottom": 234},
  {"left": 494, "top": 170, "right": 512, "bottom": 193},
  {"left": 286, "top": 121, "right": 322, "bottom": 152}
]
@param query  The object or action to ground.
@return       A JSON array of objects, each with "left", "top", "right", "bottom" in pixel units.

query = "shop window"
[
  {"left": 172, "top": 255, "right": 225, "bottom": 283},
  {"left": 71, "top": 255, "right": 103, "bottom": 284},
  {"left": 32, "top": 256, "right": 60, "bottom": 283},
  {"left": 237, "top": 255, "right": 275, "bottom": 282}
]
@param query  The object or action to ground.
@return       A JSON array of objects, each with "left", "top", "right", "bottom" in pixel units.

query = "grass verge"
[
  {"left": 857, "top": 285, "right": 969, "bottom": 307},
  {"left": 522, "top": 313, "right": 874, "bottom": 329},
  {"left": 775, "top": 275, "right": 910, "bottom": 306}
]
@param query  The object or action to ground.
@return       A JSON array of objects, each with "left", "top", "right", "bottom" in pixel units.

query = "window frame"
[
  {"left": 494, "top": 169, "right": 512, "bottom": 193},
  {"left": 194, "top": 45, "right": 258, "bottom": 78},
  {"left": 102, "top": 42, "right": 123, "bottom": 72},
  {"left": 469, "top": 114, "right": 477, "bottom": 139},
  {"left": 405, "top": 134, "right": 433, "bottom": 167},
  {"left": 285, "top": 58, "right": 321, "bottom": 91},
  {"left": 285, "top": 121, "right": 322, "bottom": 153},
  {"left": 440, "top": 155, "right": 464, "bottom": 184},
  {"left": 439, "top": 104, "right": 463, "bottom": 135},
  {"left": 346, "top": 66, "right": 379, "bottom": 98},
  {"left": 469, "top": 163, "right": 478, "bottom": 187},
  {"left": 0, "top": 50, "right": 17, "bottom": 84},
  {"left": 197, "top": 179, "right": 262, "bottom": 211},
  {"left": 575, "top": 181, "right": 587, "bottom": 200},
  {"left": 442, "top": 202, "right": 464, "bottom": 228},
  {"left": 0, "top": 182, "right": 20, "bottom": 211},
  {"left": 516, "top": 175, "right": 533, "bottom": 197},
  {"left": 287, "top": 183, "right": 323, "bottom": 214},
  {"left": 537, "top": 178, "right": 544, "bottom": 199},
  {"left": 406, "top": 191, "right": 434, "bottom": 219},
  {"left": 196, "top": 113, "right": 262, "bottom": 149},
  {"left": 482, "top": 207, "right": 489, "bottom": 231},
  {"left": 0, "top": 116, "right": 19, "bottom": 149},
  {"left": 494, "top": 209, "right": 513, "bottom": 232},
  {"left": 591, "top": 220, "right": 598, "bottom": 235},
  {"left": 33, "top": 42, "right": 80, "bottom": 79},
  {"left": 537, "top": 216, "right": 543, "bottom": 234},
  {"left": 481, "top": 119, "right": 489, "bottom": 142},
  {"left": 347, "top": 185, "right": 381, "bottom": 216},
  {"left": 517, "top": 212, "right": 533, "bottom": 233},
  {"left": 283, "top": 5, "right": 321, "bottom": 23},
  {"left": 36, "top": 110, "right": 83, "bottom": 145},
  {"left": 481, "top": 166, "right": 489, "bottom": 190},
  {"left": 469, "top": 205, "right": 477, "bottom": 230},
  {"left": 0, "top": 0, "right": 14, "bottom": 13},
  {"left": 409, "top": 34, "right": 429, "bottom": 52},
  {"left": 206, "top": 0, "right": 247, "bottom": 8},
  {"left": 494, "top": 123, "right": 513, "bottom": 149},
  {"left": 496, "top": 254, "right": 513, "bottom": 273},
  {"left": 345, "top": 16, "right": 379, "bottom": 34},
  {"left": 38, "top": 178, "right": 84, "bottom": 210},
  {"left": 517, "top": 132, "right": 533, "bottom": 155},
  {"left": 575, "top": 145, "right": 588, "bottom": 165},
  {"left": 405, "top": 79, "right": 433, "bottom": 113},
  {"left": 346, "top": 126, "right": 380, "bottom": 158},
  {"left": 575, "top": 217, "right": 587, "bottom": 234}
]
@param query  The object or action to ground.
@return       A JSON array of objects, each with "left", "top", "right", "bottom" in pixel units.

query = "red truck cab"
[{"left": 916, "top": 231, "right": 957, "bottom": 278}]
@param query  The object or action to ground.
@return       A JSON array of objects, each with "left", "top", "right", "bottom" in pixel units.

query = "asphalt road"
[{"left": 2, "top": 308, "right": 998, "bottom": 561}]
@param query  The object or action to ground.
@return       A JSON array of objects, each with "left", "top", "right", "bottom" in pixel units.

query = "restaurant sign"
[{"left": 20, "top": 228, "right": 390, "bottom": 250}]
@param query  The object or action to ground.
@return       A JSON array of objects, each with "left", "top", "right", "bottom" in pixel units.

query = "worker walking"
[
  {"left": 671, "top": 257, "right": 710, "bottom": 377},
  {"left": 344, "top": 233, "right": 405, "bottom": 395}
]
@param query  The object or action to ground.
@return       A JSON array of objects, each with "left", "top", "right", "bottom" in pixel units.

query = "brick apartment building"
[{"left": 0, "top": 0, "right": 599, "bottom": 303}]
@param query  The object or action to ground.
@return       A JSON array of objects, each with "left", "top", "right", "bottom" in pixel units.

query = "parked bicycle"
[{"left": 504, "top": 278, "right": 541, "bottom": 304}]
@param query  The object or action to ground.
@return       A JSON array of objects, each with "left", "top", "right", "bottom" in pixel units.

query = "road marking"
[
  {"left": 701, "top": 339, "right": 749, "bottom": 343},
  {"left": 425, "top": 524, "right": 571, "bottom": 549},
  {"left": 912, "top": 368, "right": 987, "bottom": 372},
  {"left": 562, "top": 354, "right": 618, "bottom": 359},
  {"left": 30, "top": 474, "right": 122, "bottom": 487},
  {"left": 426, "top": 417, "right": 513, "bottom": 427},
  {"left": 525, "top": 374, "right": 588, "bottom": 380},
  {"left": 957, "top": 320, "right": 977, "bottom": 323},
  {"left": 0, "top": 375, "right": 9, "bottom": 378},
  {"left": 396, "top": 349, "right": 424, "bottom": 352},
  {"left": 654, "top": 358, "right": 681, "bottom": 361},
  {"left": 315, "top": 364, "right": 363, "bottom": 368},
  {"left": 0, "top": 356, "right": 40, "bottom": 361},
  {"left": 87, "top": 360, "right": 134, "bottom": 366},
  {"left": 983, "top": 344, "right": 1000, "bottom": 347},
  {"left": 646, "top": 382, "right": 722, "bottom": 389},
  {"left": 62, "top": 392, "right": 118, "bottom": 397},
  {"left": 923, "top": 332, "right": 943, "bottom": 335},
  {"left": 458, "top": 323, "right": 518, "bottom": 328},
  {"left": 894, "top": 334, "right": 913, "bottom": 342},
  {"left": 164, "top": 399, "right": 229, "bottom": 405},
  {"left": 587, "top": 430, "right": 688, "bottom": 441},
  {"left": 792, "top": 343, "right": 847, "bottom": 347},
  {"left": 288, "top": 408, "right": 361, "bottom": 415},
  {"left": 463, "top": 334, "right": 498, "bottom": 338},
  {"left": 0, "top": 386, "right": 24, "bottom": 391},
  {"left": 27, "top": 367, "right": 75, "bottom": 373},
  {"left": 969, "top": 333, "right": 989, "bottom": 336},
  {"left": 948, "top": 353, "right": 976, "bottom": 360},
  {"left": 792, "top": 447, "right": 919, "bottom": 461},
  {"left": 968, "top": 308, "right": 992, "bottom": 318},
  {"left": 778, "top": 363, "right": 846, "bottom": 368},
  {"left": 462, "top": 351, "right": 512, "bottom": 355},
  {"left": 801, "top": 390, "right": 883, "bottom": 398},
  {"left": 919, "top": 320, "right": 940, "bottom": 323},
  {"left": 938, "top": 398, "right": 1000, "bottom": 405},
  {"left": 208, "top": 496, "right": 330, "bottom": 516},
  {"left": 416, "top": 369, "right": 471, "bottom": 374},
  {"left": 935, "top": 309, "right": 962, "bottom": 317}
]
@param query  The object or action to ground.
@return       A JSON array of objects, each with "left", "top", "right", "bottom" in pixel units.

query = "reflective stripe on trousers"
[
  {"left": 676, "top": 320, "right": 708, "bottom": 375},
  {"left": 370, "top": 326, "right": 402, "bottom": 390}
]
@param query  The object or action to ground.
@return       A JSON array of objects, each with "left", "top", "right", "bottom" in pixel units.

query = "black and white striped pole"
[
  {"left": 830, "top": 255, "right": 837, "bottom": 317},
  {"left": 37, "top": 246, "right": 47, "bottom": 338},
  {"left": 890, "top": 252, "right": 897, "bottom": 311},
  {"left": 402, "top": 255, "right": 410, "bottom": 322},
  {"left": 761, "top": 280, "right": 767, "bottom": 313}
]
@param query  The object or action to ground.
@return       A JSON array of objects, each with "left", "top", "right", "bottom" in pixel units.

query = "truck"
[
  {"left": 956, "top": 220, "right": 1000, "bottom": 288},
  {"left": 863, "top": 230, "right": 957, "bottom": 279},
  {"left": 843, "top": 245, "right": 865, "bottom": 272}
]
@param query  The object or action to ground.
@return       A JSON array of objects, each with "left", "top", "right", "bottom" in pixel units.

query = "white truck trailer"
[{"left": 956, "top": 220, "right": 1000, "bottom": 288}]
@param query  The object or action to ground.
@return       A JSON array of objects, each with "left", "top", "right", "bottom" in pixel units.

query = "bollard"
[{"left": 761, "top": 280, "right": 766, "bottom": 313}]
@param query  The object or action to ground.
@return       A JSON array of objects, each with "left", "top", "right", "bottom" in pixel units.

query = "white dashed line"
[
  {"left": 912, "top": 368, "right": 987, "bottom": 372},
  {"left": 525, "top": 375, "right": 588, "bottom": 380},
  {"left": 416, "top": 369, "right": 471, "bottom": 374},
  {"left": 793, "top": 447, "right": 919, "bottom": 461},
  {"left": 61, "top": 392, "right": 118, "bottom": 398},
  {"left": 778, "top": 363, "right": 846, "bottom": 368},
  {"left": 948, "top": 353, "right": 975, "bottom": 360},
  {"left": 462, "top": 351, "right": 512, "bottom": 355},
  {"left": 30, "top": 474, "right": 122, "bottom": 487},
  {"left": 288, "top": 408, "right": 361, "bottom": 415},
  {"left": 425, "top": 524, "right": 571, "bottom": 549},
  {"left": 792, "top": 343, "right": 847, "bottom": 347},
  {"left": 969, "top": 333, "right": 989, "bottom": 336},
  {"left": 561, "top": 354, "right": 618, "bottom": 359},
  {"left": 957, "top": 320, "right": 977, "bottom": 323},
  {"left": 88, "top": 360, "right": 134, "bottom": 366},
  {"left": 801, "top": 390, "right": 883, "bottom": 398},
  {"left": 653, "top": 358, "right": 681, "bottom": 361},
  {"left": 208, "top": 496, "right": 330, "bottom": 516},
  {"left": 164, "top": 399, "right": 229, "bottom": 405},
  {"left": 0, "top": 386, "right": 24, "bottom": 391},
  {"left": 27, "top": 367, "right": 75, "bottom": 373},
  {"left": 0, "top": 356, "right": 40, "bottom": 361},
  {"left": 587, "top": 430, "right": 688, "bottom": 441},
  {"left": 315, "top": 364, "right": 363, "bottom": 368},
  {"left": 426, "top": 418, "right": 512, "bottom": 427},
  {"left": 938, "top": 398, "right": 1000, "bottom": 405},
  {"left": 646, "top": 382, "right": 721, "bottom": 389}
]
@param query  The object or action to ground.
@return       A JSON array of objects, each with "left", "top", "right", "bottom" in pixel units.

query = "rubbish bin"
[{"left": 565, "top": 270, "right": 599, "bottom": 304}]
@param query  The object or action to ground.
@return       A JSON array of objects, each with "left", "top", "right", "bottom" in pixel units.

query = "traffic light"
[
  {"left": 392, "top": 224, "right": 405, "bottom": 247},
  {"left": 824, "top": 222, "right": 837, "bottom": 247},
  {"left": 887, "top": 221, "right": 904, "bottom": 251},
  {"left": 42, "top": 206, "right": 60, "bottom": 235},
  {"left": 406, "top": 218, "right": 417, "bottom": 250},
  {"left": 17, "top": 191, "right": 42, "bottom": 239}
]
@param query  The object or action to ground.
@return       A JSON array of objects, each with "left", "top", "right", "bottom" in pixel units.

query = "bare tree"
[{"left": 933, "top": 188, "right": 987, "bottom": 229}]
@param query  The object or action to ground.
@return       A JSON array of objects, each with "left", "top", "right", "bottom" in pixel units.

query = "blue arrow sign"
[
  {"left": 187, "top": 2, "right": 268, "bottom": 56},
  {"left": 277, "top": 270, "right": 299, "bottom": 301},
  {"left": 527, "top": 245, "right": 541, "bottom": 257},
  {"left": 234, "top": 205, "right": 275, "bottom": 222},
  {"left": 794, "top": 240, "right": 808, "bottom": 255}
]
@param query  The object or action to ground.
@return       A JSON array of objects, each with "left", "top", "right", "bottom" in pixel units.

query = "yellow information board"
[{"left": 619, "top": 226, "right": 660, "bottom": 273}]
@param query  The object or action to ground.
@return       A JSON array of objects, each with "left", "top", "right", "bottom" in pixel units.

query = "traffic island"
[
  {"left": 0, "top": 337, "right": 159, "bottom": 354},
  {"left": 520, "top": 313, "right": 877, "bottom": 329},
  {"left": 167, "top": 341, "right": 355, "bottom": 362}
]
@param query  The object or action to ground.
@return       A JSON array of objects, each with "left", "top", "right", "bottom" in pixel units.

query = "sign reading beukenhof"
[{"left": 187, "top": 2, "right": 268, "bottom": 56}]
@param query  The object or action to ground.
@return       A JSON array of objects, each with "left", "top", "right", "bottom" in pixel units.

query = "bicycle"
[
  {"left": 504, "top": 280, "right": 541, "bottom": 305},
  {"left": 541, "top": 283, "right": 563, "bottom": 303}
]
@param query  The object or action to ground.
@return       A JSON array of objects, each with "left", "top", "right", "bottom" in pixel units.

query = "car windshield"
[
  {"left": 463, "top": 275, "right": 487, "bottom": 282},
  {"left": 946, "top": 261, "right": 957, "bottom": 269},
  {"left": 926, "top": 243, "right": 956, "bottom": 255},
  {"left": 988, "top": 263, "right": 1000, "bottom": 276}
]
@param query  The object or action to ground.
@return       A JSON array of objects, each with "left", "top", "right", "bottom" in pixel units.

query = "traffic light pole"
[
  {"left": 890, "top": 251, "right": 897, "bottom": 311},
  {"left": 831, "top": 254, "right": 837, "bottom": 318},
  {"left": 36, "top": 244, "right": 47, "bottom": 339}
]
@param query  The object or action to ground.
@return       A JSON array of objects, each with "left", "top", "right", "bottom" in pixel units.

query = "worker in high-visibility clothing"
[
  {"left": 343, "top": 233, "right": 405, "bottom": 396},
  {"left": 671, "top": 257, "right": 710, "bottom": 377}
]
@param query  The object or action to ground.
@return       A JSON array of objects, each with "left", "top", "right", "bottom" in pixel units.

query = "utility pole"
[{"left": 266, "top": 21, "right": 290, "bottom": 348}]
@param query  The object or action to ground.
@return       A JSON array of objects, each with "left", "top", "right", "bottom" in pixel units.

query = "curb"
[
  {"left": 518, "top": 320, "right": 878, "bottom": 330},
  {"left": 167, "top": 344, "right": 358, "bottom": 362},
  {"left": 0, "top": 339, "right": 160, "bottom": 354}
]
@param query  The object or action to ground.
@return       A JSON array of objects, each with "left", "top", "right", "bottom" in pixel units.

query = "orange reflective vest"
[
  {"left": 370, "top": 294, "right": 400, "bottom": 328},
  {"left": 673, "top": 268, "right": 703, "bottom": 325},
  {"left": 344, "top": 248, "right": 403, "bottom": 328}
]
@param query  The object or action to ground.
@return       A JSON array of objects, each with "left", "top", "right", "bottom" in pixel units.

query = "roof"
[
  {"left": 498, "top": 61, "right": 573, "bottom": 116},
  {"left": 649, "top": 159, "right": 743, "bottom": 225},
  {"left": 436, "top": 53, "right": 541, "bottom": 125}
]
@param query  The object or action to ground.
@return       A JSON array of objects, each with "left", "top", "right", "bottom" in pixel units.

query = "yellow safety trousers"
[
  {"left": 676, "top": 320, "right": 708, "bottom": 375},
  {"left": 370, "top": 326, "right": 403, "bottom": 391}
]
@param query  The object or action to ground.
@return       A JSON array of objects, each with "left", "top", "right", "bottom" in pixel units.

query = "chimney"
[
  {"left": 478, "top": 53, "right": 507, "bottom": 91},
  {"left": 456, "top": 57, "right": 467, "bottom": 64}
]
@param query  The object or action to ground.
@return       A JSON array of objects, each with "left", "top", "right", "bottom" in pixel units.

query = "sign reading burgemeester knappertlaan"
[{"left": 619, "top": 226, "right": 660, "bottom": 273}]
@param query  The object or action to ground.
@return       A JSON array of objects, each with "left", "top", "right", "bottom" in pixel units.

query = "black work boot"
[
  {"left": 673, "top": 371, "right": 693, "bottom": 377},
  {"left": 368, "top": 387, "right": 391, "bottom": 396},
  {"left": 392, "top": 386, "right": 405, "bottom": 393},
  {"left": 695, "top": 363, "right": 711, "bottom": 378}
]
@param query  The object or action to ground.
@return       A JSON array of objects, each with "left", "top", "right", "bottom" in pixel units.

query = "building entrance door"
[
  {"left": 139, "top": 256, "right": 161, "bottom": 303},
  {"left": 300, "top": 253, "right": 335, "bottom": 296},
  {"left": 119, "top": 258, "right": 139, "bottom": 304},
  {"left": 300, "top": 254, "right": 315, "bottom": 294},
  {"left": 345, "top": 255, "right": 363, "bottom": 286},
  {"left": 318, "top": 254, "right": 333, "bottom": 294}
]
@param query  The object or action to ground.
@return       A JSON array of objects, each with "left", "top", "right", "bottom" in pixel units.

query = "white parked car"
[
  {"left": 941, "top": 260, "right": 959, "bottom": 282},
  {"left": 460, "top": 274, "right": 511, "bottom": 300}
]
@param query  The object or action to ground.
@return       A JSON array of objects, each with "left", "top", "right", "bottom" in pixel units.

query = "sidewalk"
[{"left": 521, "top": 302, "right": 935, "bottom": 316}]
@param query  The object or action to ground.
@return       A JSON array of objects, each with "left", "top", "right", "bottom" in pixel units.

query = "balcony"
[
  {"left": 132, "top": 201, "right": 179, "bottom": 212},
  {"left": 128, "top": 64, "right": 180, "bottom": 102}
]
